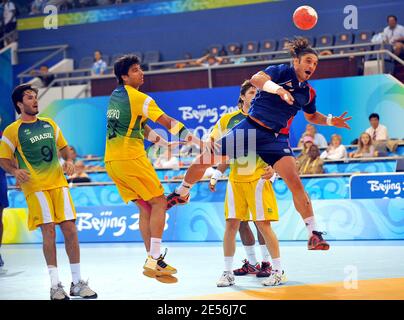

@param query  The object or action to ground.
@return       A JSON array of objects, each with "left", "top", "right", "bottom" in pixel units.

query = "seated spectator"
[
  {"left": 298, "top": 124, "right": 328, "bottom": 148},
  {"left": 30, "top": 0, "right": 46, "bottom": 15},
  {"left": 30, "top": 65, "right": 55, "bottom": 87},
  {"left": 175, "top": 53, "right": 197, "bottom": 69},
  {"left": 296, "top": 135, "right": 314, "bottom": 162},
  {"left": 59, "top": 145, "right": 78, "bottom": 167},
  {"left": 366, "top": 113, "right": 388, "bottom": 142},
  {"left": 297, "top": 145, "right": 324, "bottom": 175},
  {"left": 382, "top": 15, "right": 404, "bottom": 57},
  {"left": 320, "top": 134, "right": 347, "bottom": 160},
  {"left": 319, "top": 50, "right": 333, "bottom": 56},
  {"left": 3, "top": 0, "right": 17, "bottom": 46},
  {"left": 365, "top": 113, "right": 389, "bottom": 155},
  {"left": 67, "top": 160, "right": 91, "bottom": 183},
  {"left": 70, "top": 146, "right": 78, "bottom": 163},
  {"left": 91, "top": 50, "right": 107, "bottom": 75},
  {"left": 229, "top": 46, "right": 247, "bottom": 65},
  {"left": 349, "top": 132, "right": 377, "bottom": 158},
  {"left": 195, "top": 53, "right": 223, "bottom": 67}
]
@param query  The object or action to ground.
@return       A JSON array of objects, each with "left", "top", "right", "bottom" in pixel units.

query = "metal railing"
[
  {"left": 0, "top": 29, "right": 18, "bottom": 47},
  {"left": 17, "top": 44, "right": 69, "bottom": 84},
  {"left": 17, "top": 42, "right": 404, "bottom": 95},
  {"left": 6, "top": 168, "right": 399, "bottom": 190},
  {"left": 149, "top": 42, "right": 395, "bottom": 70}
]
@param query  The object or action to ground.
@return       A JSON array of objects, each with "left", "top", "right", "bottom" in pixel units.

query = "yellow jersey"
[
  {"left": 210, "top": 110, "right": 267, "bottom": 182},
  {"left": 0, "top": 117, "right": 69, "bottom": 196},
  {"left": 104, "top": 85, "right": 165, "bottom": 162}
]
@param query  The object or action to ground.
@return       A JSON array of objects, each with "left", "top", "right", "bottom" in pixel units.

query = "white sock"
[
  {"left": 272, "top": 258, "right": 282, "bottom": 272},
  {"left": 70, "top": 263, "right": 81, "bottom": 285},
  {"left": 304, "top": 216, "right": 317, "bottom": 235},
  {"left": 176, "top": 181, "right": 193, "bottom": 197},
  {"left": 48, "top": 265, "right": 59, "bottom": 289},
  {"left": 243, "top": 245, "right": 257, "bottom": 265},
  {"left": 260, "top": 245, "right": 270, "bottom": 263},
  {"left": 147, "top": 251, "right": 150, "bottom": 257},
  {"left": 150, "top": 238, "right": 162, "bottom": 259},
  {"left": 224, "top": 256, "right": 233, "bottom": 272}
]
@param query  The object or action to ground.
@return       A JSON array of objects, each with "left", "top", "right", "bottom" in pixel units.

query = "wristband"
[
  {"left": 262, "top": 80, "right": 282, "bottom": 94},
  {"left": 168, "top": 121, "right": 191, "bottom": 140}
]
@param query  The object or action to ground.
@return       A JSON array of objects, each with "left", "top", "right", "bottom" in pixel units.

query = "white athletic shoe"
[
  {"left": 262, "top": 270, "right": 287, "bottom": 286},
  {"left": 216, "top": 271, "right": 235, "bottom": 287},
  {"left": 70, "top": 280, "right": 98, "bottom": 299},
  {"left": 50, "top": 282, "right": 70, "bottom": 300}
]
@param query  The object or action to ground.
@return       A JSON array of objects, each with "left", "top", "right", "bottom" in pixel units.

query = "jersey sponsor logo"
[
  {"left": 24, "top": 129, "right": 31, "bottom": 135},
  {"left": 283, "top": 148, "right": 291, "bottom": 153},
  {"left": 29, "top": 132, "right": 53, "bottom": 144},
  {"left": 43, "top": 124, "right": 51, "bottom": 128}
]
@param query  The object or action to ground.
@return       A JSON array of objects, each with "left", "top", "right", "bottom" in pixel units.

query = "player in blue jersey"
[{"left": 167, "top": 37, "right": 352, "bottom": 250}]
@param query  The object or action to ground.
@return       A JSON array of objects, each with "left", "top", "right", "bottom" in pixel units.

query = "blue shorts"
[
  {"left": 216, "top": 117, "right": 294, "bottom": 166},
  {"left": 0, "top": 168, "right": 9, "bottom": 209}
]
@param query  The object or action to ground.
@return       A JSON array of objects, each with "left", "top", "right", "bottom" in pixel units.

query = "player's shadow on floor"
[
  {"left": 230, "top": 280, "right": 305, "bottom": 293},
  {"left": 0, "top": 269, "right": 25, "bottom": 278},
  {"left": 143, "top": 270, "right": 178, "bottom": 284},
  {"left": 231, "top": 281, "right": 333, "bottom": 300}
]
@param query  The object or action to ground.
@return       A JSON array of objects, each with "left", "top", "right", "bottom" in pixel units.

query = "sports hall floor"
[{"left": 1, "top": 241, "right": 404, "bottom": 300}]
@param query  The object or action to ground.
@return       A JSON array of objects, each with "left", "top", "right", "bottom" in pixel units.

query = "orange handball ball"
[{"left": 293, "top": 5, "right": 318, "bottom": 30}]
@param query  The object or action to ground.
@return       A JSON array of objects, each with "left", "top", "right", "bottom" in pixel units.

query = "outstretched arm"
[
  {"left": 304, "top": 111, "right": 352, "bottom": 129},
  {"left": 144, "top": 124, "right": 168, "bottom": 147},
  {"left": 250, "top": 71, "right": 295, "bottom": 105},
  {"left": 155, "top": 113, "right": 208, "bottom": 150}
]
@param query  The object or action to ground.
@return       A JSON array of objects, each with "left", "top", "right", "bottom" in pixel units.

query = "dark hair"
[
  {"left": 369, "top": 113, "right": 380, "bottom": 120},
  {"left": 237, "top": 80, "right": 255, "bottom": 107},
  {"left": 94, "top": 50, "right": 103, "bottom": 62},
  {"left": 309, "top": 144, "right": 320, "bottom": 157},
  {"left": 286, "top": 37, "right": 318, "bottom": 59},
  {"left": 114, "top": 54, "right": 141, "bottom": 85},
  {"left": 11, "top": 84, "right": 38, "bottom": 114},
  {"left": 387, "top": 15, "right": 397, "bottom": 22}
]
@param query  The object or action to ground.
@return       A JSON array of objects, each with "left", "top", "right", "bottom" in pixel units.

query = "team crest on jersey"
[
  {"left": 24, "top": 129, "right": 31, "bottom": 135},
  {"left": 285, "top": 82, "right": 293, "bottom": 88},
  {"left": 43, "top": 124, "right": 51, "bottom": 128}
]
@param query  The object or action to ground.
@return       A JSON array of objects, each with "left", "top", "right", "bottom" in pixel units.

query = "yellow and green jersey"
[
  {"left": 0, "top": 117, "right": 68, "bottom": 196},
  {"left": 210, "top": 109, "right": 267, "bottom": 183},
  {"left": 104, "top": 85, "right": 165, "bottom": 162}
]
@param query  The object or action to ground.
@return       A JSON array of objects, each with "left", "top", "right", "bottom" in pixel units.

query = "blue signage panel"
[{"left": 350, "top": 173, "right": 404, "bottom": 199}]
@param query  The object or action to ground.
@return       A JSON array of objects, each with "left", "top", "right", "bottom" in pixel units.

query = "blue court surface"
[{"left": 1, "top": 240, "right": 404, "bottom": 300}]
